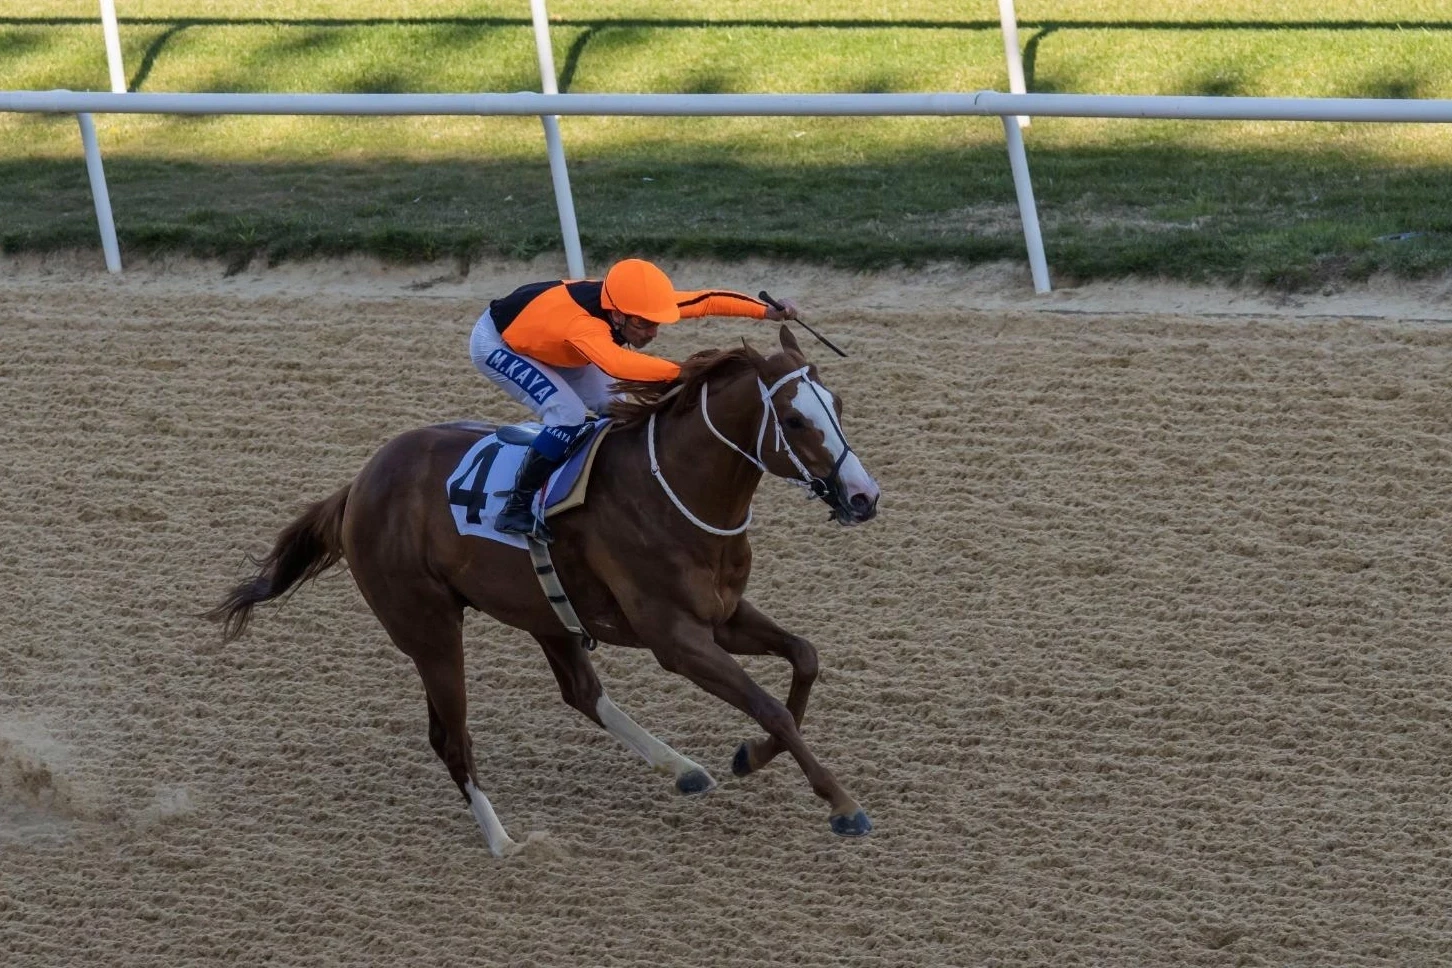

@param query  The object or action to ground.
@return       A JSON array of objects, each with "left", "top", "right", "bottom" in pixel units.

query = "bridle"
[{"left": 646, "top": 365, "right": 856, "bottom": 536}]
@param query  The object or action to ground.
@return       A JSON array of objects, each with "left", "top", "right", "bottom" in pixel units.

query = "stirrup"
[
  {"left": 523, "top": 516, "right": 554, "bottom": 544},
  {"left": 496, "top": 506, "right": 553, "bottom": 543},
  {"left": 495, "top": 446, "right": 563, "bottom": 542}
]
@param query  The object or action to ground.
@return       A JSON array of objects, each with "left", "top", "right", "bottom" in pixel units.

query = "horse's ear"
[
  {"left": 741, "top": 337, "right": 770, "bottom": 375},
  {"left": 778, "top": 324, "right": 803, "bottom": 358}
]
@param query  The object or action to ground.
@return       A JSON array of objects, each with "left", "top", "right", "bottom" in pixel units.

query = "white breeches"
[{"left": 469, "top": 311, "right": 616, "bottom": 427}]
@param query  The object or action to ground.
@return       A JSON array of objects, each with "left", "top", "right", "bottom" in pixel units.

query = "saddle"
[
  {"left": 494, "top": 424, "right": 542, "bottom": 447},
  {"left": 442, "top": 418, "right": 613, "bottom": 651},
  {"left": 444, "top": 418, "right": 611, "bottom": 534}
]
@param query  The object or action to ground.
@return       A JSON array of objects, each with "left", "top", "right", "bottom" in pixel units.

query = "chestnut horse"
[{"left": 207, "top": 326, "right": 880, "bottom": 856}]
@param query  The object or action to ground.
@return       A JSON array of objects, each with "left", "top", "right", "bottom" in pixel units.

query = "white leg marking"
[
  {"left": 464, "top": 779, "right": 520, "bottom": 858},
  {"left": 596, "top": 694, "right": 711, "bottom": 782}
]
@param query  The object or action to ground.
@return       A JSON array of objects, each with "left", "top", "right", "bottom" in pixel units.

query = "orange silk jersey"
[{"left": 499, "top": 282, "right": 768, "bottom": 383}]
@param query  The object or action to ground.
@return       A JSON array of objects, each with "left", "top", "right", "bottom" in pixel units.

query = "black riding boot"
[{"left": 494, "top": 449, "right": 563, "bottom": 542}]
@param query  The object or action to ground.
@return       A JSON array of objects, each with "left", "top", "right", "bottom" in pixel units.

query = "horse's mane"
[{"left": 609, "top": 346, "right": 758, "bottom": 430}]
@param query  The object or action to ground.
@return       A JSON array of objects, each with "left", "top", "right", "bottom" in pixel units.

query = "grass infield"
[{"left": 4, "top": 1, "right": 1451, "bottom": 285}]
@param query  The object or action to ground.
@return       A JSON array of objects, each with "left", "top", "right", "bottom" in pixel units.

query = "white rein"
[{"left": 646, "top": 366, "right": 817, "bottom": 536}]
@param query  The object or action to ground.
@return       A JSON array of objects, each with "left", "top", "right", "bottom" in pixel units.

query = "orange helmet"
[{"left": 600, "top": 259, "right": 680, "bottom": 324}]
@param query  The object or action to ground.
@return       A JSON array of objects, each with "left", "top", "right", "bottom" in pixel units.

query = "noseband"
[{"left": 646, "top": 366, "right": 857, "bottom": 535}]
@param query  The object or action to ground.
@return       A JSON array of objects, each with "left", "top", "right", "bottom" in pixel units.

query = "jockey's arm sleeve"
[
  {"left": 566, "top": 331, "right": 683, "bottom": 383},
  {"left": 674, "top": 289, "right": 770, "bottom": 320}
]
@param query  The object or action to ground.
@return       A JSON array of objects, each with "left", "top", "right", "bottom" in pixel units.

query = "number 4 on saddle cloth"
[{"left": 445, "top": 417, "right": 611, "bottom": 549}]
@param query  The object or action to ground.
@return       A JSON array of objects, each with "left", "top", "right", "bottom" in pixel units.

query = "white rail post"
[
  {"left": 77, "top": 112, "right": 122, "bottom": 273},
  {"left": 1000, "top": 114, "right": 1048, "bottom": 293},
  {"left": 997, "top": 0, "right": 1029, "bottom": 129},
  {"left": 530, "top": 0, "right": 586, "bottom": 279},
  {"left": 99, "top": 0, "right": 127, "bottom": 93}
]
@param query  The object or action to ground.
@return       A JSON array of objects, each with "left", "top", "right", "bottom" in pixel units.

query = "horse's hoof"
[
  {"left": 675, "top": 769, "right": 717, "bottom": 797},
  {"left": 830, "top": 809, "right": 873, "bottom": 838},
  {"left": 731, "top": 742, "right": 755, "bottom": 777}
]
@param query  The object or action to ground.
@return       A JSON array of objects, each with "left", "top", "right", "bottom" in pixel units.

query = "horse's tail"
[{"left": 206, "top": 483, "right": 351, "bottom": 643}]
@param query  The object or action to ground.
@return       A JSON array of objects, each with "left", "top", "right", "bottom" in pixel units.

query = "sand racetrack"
[{"left": 3, "top": 255, "right": 1451, "bottom": 966}]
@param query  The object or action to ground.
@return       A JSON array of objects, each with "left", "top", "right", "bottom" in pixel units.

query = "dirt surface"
[{"left": 3, "top": 254, "right": 1451, "bottom": 966}]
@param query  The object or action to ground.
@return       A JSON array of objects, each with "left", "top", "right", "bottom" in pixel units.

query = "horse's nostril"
[{"left": 850, "top": 493, "right": 872, "bottom": 512}]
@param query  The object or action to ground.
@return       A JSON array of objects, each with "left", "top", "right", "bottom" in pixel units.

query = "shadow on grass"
[
  {"left": 1184, "top": 71, "right": 1248, "bottom": 98},
  {"left": 1359, "top": 77, "right": 1429, "bottom": 99},
  {"left": 128, "top": 23, "right": 189, "bottom": 92},
  {"left": 5, "top": 145, "right": 1452, "bottom": 288},
  {"left": 12, "top": 15, "right": 1452, "bottom": 95},
  {"left": 125, "top": 20, "right": 534, "bottom": 93},
  {"left": 10, "top": 16, "right": 1452, "bottom": 30},
  {"left": 0, "top": 29, "right": 51, "bottom": 57}
]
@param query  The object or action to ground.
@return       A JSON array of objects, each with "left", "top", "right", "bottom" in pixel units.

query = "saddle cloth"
[{"left": 445, "top": 418, "right": 611, "bottom": 548}]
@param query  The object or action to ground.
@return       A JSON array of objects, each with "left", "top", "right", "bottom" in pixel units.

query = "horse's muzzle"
[
  {"left": 848, "top": 490, "right": 879, "bottom": 521},
  {"left": 829, "top": 490, "right": 878, "bottom": 526},
  {"left": 822, "top": 455, "right": 880, "bottom": 527}
]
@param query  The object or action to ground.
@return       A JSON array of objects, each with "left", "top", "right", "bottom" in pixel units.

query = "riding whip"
[{"left": 759, "top": 291, "right": 848, "bottom": 358}]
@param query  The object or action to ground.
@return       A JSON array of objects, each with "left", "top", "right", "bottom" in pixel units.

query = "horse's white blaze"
[
  {"left": 786, "top": 381, "right": 846, "bottom": 460},
  {"left": 837, "top": 450, "right": 880, "bottom": 502},
  {"left": 786, "top": 380, "right": 880, "bottom": 501},
  {"left": 464, "top": 779, "right": 519, "bottom": 858},
  {"left": 596, "top": 694, "right": 709, "bottom": 780}
]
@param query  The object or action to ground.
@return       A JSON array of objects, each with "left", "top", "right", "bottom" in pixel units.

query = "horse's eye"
[{"left": 784, "top": 416, "right": 806, "bottom": 431}]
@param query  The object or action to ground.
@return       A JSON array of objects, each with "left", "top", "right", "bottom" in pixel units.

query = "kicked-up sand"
[{"left": 2, "top": 254, "right": 1451, "bottom": 966}]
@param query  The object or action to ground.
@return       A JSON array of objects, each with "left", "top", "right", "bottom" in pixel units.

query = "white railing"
[
  {"left": 75, "top": 2, "right": 1035, "bottom": 283},
  {"left": 87, "top": 0, "right": 1033, "bottom": 284},
  {"left": 528, "top": 0, "right": 584, "bottom": 278},
  {"left": 98, "top": 0, "right": 127, "bottom": 95},
  {"left": 91, "top": 1, "right": 1034, "bottom": 119},
  {"left": 8, "top": 88, "right": 1451, "bottom": 291},
  {"left": 17, "top": 90, "right": 1451, "bottom": 122},
  {"left": 17, "top": 5, "right": 1452, "bottom": 287}
]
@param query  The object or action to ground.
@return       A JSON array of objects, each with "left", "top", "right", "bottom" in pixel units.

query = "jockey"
[{"left": 470, "top": 258, "right": 799, "bottom": 542}]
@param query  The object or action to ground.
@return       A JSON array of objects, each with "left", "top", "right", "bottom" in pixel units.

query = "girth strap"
[{"left": 526, "top": 536, "right": 596, "bottom": 650}]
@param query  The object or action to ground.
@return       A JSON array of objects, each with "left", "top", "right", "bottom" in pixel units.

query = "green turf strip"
[{"left": 3, "top": 2, "right": 1451, "bottom": 284}]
